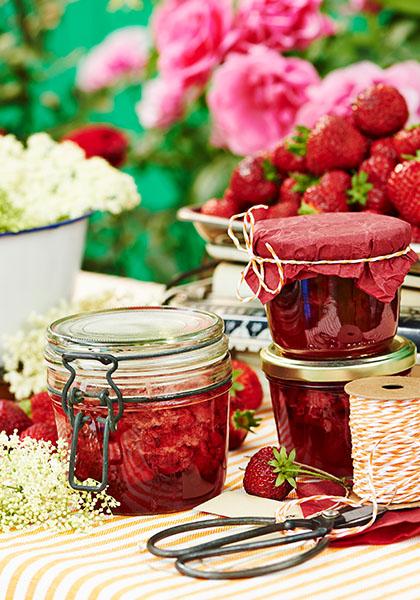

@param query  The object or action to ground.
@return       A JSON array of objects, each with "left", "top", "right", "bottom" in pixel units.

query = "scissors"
[{"left": 147, "top": 504, "right": 387, "bottom": 580}]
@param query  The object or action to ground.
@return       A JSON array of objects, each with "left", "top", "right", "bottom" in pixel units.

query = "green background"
[{"left": 1, "top": 0, "right": 419, "bottom": 283}]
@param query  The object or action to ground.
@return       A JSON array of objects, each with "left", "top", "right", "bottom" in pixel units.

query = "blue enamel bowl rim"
[{"left": 0, "top": 213, "right": 92, "bottom": 239}]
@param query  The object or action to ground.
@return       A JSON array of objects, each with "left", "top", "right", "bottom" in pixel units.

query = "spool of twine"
[{"left": 345, "top": 376, "right": 420, "bottom": 505}]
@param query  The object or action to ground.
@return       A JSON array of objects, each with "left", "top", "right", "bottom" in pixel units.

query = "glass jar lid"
[
  {"left": 261, "top": 336, "right": 416, "bottom": 382},
  {"left": 47, "top": 306, "right": 223, "bottom": 356}
]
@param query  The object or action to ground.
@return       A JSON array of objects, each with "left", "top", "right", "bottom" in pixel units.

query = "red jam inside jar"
[
  {"left": 261, "top": 336, "right": 416, "bottom": 477},
  {"left": 45, "top": 307, "right": 231, "bottom": 515},
  {"left": 266, "top": 275, "right": 399, "bottom": 359}
]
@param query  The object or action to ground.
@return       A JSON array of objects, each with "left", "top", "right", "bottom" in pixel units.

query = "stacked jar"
[
  {"left": 236, "top": 212, "right": 418, "bottom": 477},
  {"left": 45, "top": 307, "right": 231, "bottom": 515}
]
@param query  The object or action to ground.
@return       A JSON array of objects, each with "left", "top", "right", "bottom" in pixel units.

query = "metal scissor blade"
[{"left": 335, "top": 504, "right": 387, "bottom": 529}]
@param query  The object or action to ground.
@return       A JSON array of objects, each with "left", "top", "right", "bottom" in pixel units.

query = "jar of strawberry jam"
[
  {"left": 261, "top": 336, "right": 416, "bottom": 477},
  {"left": 45, "top": 307, "right": 231, "bottom": 515},
  {"left": 240, "top": 213, "right": 417, "bottom": 359}
]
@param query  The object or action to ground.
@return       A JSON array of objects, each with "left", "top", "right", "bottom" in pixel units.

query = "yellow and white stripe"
[{"left": 0, "top": 402, "right": 419, "bottom": 600}]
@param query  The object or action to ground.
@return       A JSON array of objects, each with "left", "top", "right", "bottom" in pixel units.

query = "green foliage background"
[{"left": 0, "top": 0, "right": 419, "bottom": 283}]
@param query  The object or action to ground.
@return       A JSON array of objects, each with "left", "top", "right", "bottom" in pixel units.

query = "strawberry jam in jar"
[
  {"left": 242, "top": 213, "right": 417, "bottom": 359},
  {"left": 45, "top": 307, "right": 231, "bottom": 515},
  {"left": 261, "top": 336, "right": 416, "bottom": 477}
]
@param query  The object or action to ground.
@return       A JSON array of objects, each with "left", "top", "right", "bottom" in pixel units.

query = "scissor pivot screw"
[{"left": 321, "top": 509, "right": 340, "bottom": 519}]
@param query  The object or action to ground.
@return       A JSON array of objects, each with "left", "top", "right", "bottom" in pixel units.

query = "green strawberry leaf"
[
  {"left": 232, "top": 409, "right": 262, "bottom": 432},
  {"left": 275, "top": 474, "right": 286, "bottom": 487},
  {"left": 286, "top": 125, "right": 310, "bottom": 157},
  {"left": 401, "top": 150, "right": 420, "bottom": 161},
  {"left": 291, "top": 173, "right": 318, "bottom": 193},
  {"left": 298, "top": 201, "right": 317, "bottom": 215},
  {"left": 347, "top": 171, "right": 373, "bottom": 206},
  {"left": 265, "top": 446, "right": 351, "bottom": 494},
  {"left": 230, "top": 369, "right": 245, "bottom": 397},
  {"left": 262, "top": 158, "right": 280, "bottom": 182}
]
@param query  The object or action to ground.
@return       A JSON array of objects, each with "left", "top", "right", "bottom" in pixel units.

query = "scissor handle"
[
  {"left": 147, "top": 517, "right": 275, "bottom": 558},
  {"left": 174, "top": 516, "right": 334, "bottom": 580},
  {"left": 176, "top": 535, "right": 329, "bottom": 580}
]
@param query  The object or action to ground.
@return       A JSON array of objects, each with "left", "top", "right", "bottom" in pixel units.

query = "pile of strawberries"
[
  {"left": 201, "top": 84, "right": 420, "bottom": 240},
  {"left": 0, "top": 392, "right": 58, "bottom": 443},
  {"left": 228, "top": 359, "right": 263, "bottom": 450}
]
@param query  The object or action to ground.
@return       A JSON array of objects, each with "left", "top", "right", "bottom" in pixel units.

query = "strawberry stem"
[{"left": 294, "top": 462, "right": 350, "bottom": 489}]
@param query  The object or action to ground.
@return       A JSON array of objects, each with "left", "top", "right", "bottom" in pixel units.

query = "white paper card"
[{"left": 193, "top": 489, "right": 303, "bottom": 519}]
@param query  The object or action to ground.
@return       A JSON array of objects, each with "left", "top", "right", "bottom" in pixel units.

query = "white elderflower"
[
  {"left": 2, "top": 289, "right": 136, "bottom": 399},
  {"left": 0, "top": 433, "right": 119, "bottom": 532},
  {"left": 0, "top": 133, "right": 140, "bottom": 232}
]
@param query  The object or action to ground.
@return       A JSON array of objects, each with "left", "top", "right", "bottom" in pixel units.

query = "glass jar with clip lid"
[{"left": 45, "top": 306, "right": 232, "bottom": 515}]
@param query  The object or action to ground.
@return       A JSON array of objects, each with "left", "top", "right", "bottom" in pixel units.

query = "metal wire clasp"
[{"left": 61, "top": 352, "right": 124, "bottom": 493}]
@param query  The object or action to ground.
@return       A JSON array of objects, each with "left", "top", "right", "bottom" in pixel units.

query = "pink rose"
[
  {"left": 295, "top": 61, "right": 420, "bottom": 128},
  {"left": 77, "top": 27, "right": 150, "bottom": 92},
  {"left": 234, "top": 0, "right": 335, "bottom": 52},
  {"left": 207, "top": 46, "right": 320, "bottom": 156},
  {"left": 153, "top": 0, "right": 236, "bottom": 88},
  {"left": 136, "top": 77, "right": 195, "bottom": 129}
]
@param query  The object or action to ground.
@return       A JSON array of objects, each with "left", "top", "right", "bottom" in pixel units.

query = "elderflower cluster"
[
  {"left": 0, "top": 433, "right": 119, "bottom": 532},
  {"left": 0, "top": 133, "right": 140, "bottom": 233},
  {"left": 2, "top": 290, "right": 136, "bottom": 399}
]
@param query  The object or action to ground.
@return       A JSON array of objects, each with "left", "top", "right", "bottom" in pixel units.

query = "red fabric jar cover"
[
  {"left": 297, "top": 480, "right": 420, "bottom": 547},
  {"left": 244, "top": 213, "right": 417, "bottom": 304}
]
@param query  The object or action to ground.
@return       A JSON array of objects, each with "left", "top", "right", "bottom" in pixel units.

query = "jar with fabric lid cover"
[{"left": 238, "top": 212, "right": 417, "bottom": 359}]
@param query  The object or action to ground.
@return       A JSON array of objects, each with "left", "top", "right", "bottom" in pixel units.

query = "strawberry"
[
  {"left": 306, "top": 115, "right": 367, "bottom": 174},
  {"left": 300, "top": 170, "right": 351, "bottom": 214},
  {"left": 266, "top": 201, "right": 299, "bottom": 219},
  {"left": 272, "top": 127, "right": 309, "bottom": 174},
  {"left": 370, "top": 137, "right": 398, "bottom": 161},
  {"left": 352, "top": 84, "right": 408, "bottom": 137},
  {"left": 347, "top": 171, "right": 393, "bottom": 214},
  {"left": 0, "top": 400, "right": 32, "bottom": 435},
  {"left": 229, "top": 155, "right": 279, "bottom": 207},
  {"left": 393, "top": 126, "right": 420, "bottom": 159},
  {"left": 279, "top": 177, "right": 301, "bottom": 205},
  {"left": 410, "top": 224, "right": 420, "bottom": 243},
  {"left": 387, "top": 160, "right": 420, "bottom": 225},
  {"left": 30, "top": 391, "right": 55, "bottom": 424},
  {"left": 230, "top": 359, "right": 263, "bottom": 410},
  {"left": 279, "top": 173, "right": 316, "bottom": 204},
  {"left": 359, "top": 153, "right": 396, "bottom": 186},
  {"left": 20, "top": 422, "right": 58, "bottom": 444},
  {"left": 229, "top": 409, "right": 261, "bottom": 451},
  {"left": 243, "top": 447, "right": 295, "bottom": 500},
  {"left": 243, "top": 446, "right": 351, "bottom": 501},
  {"left": 363, "top": 187, "right": 393, "bottom": 214},
  {"left": 201, "top": 193, "right": 240, "bottom": 219}
]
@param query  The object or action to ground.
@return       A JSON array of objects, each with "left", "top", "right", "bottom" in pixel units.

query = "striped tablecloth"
[{"left": 1, "top": 400, "right": 419, "bottom": 600}]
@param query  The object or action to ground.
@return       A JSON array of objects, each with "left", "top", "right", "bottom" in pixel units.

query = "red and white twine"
[
  {"left": 274, "top": 387, "right": 420, "bottom": 540},
  {"left": 349, "top": 393, "right": 420, "bottom": 505}
]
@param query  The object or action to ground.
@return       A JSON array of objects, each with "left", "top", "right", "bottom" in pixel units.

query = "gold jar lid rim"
[{"left": 261, "top": 336, "right": 417, "bottom": 382}]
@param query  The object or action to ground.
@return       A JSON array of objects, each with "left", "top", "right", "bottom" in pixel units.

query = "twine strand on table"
[{"left": 227, "top": 205, "right": 412, "bottom": 302}]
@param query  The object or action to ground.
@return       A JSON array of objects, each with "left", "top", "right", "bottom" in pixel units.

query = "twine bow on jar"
[{"left": 227, "top": 206, "right": 413, "bottom": 303}]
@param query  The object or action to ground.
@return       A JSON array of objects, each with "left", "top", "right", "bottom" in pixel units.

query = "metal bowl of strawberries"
[{"left": 179, "top": 84, "right": 420, "bottom": 256}]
